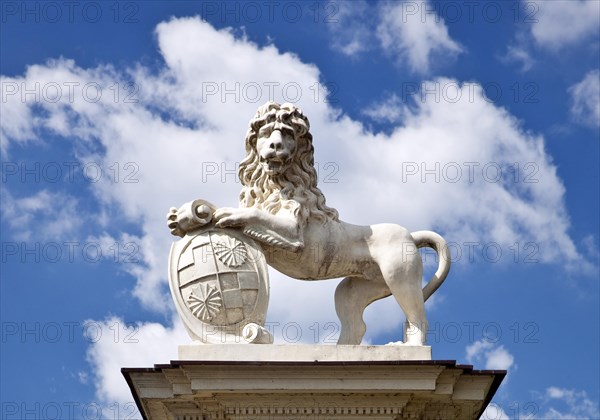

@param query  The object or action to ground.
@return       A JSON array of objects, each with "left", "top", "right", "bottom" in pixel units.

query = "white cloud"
[
  {"left": 530, "top": 0, "right": 600, "bottom": 50},
  {"left": 569, "top": 69, "right": 600, "bottom": 128},
  {"left": 77, "top": 371, "right": 88, "bottom": 384},
  {"left": 539, "top": 387, "right": 600, "bottom": 419},
  {"left": 0, "top": 16, "right": 594, "bottom": 405},
  {"left": 327, "top": 0, "right": 373, "bottom": 57},
  {"left": 327, "top": 0, "right": 463, "bottom": 69},
  {"left": 85, "top": 316, "right": 187, "bottom": 405},
  {"left": 0, "top": 76, "right": 38, "bottom": 156},
  {"left": 376, "top": 1, "right": 463, "bottom": 74},
  {"left": 362, "top": 93, "right": 405, "bottom": 123},
  {"left": 500, "top": 45, "right": 535, "bottom": 73},
  {"left": 352, "top": 80, "right": 587, "bottom": 272},
  {"left": 485, "top": 347, "right": 515, "bottom": 371},
  {"left": 1, "top": 189, "right": 82, "bottom": 242},
  {"left": 482, "top": 386, "right": 600, "bottom": 420},
  {"left": 466, "top": 339, "right": 515, "bottom": 371}
]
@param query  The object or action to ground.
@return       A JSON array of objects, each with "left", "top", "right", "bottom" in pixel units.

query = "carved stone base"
[
  {"left": 178, "top": 344, "right": 431, "bottom": 361},
  {"left": 123, "top": 348, "right": 505, "bottom": 419}
]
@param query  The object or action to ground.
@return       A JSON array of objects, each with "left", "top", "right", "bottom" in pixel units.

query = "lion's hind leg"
[
  {"left": 335, "top": 276, "right": 391, "bottom": 345},
  {"left": 377, "top": 254, "right": 428, "bottom": 346},
  {"left": 369, "top": 224, "right": 428, "bottom": 345}
]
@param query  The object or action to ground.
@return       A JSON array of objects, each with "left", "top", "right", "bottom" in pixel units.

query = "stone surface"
[
  {"left": 167, "top": 102, "right": 452, "bottom": 346},
  {"left": 178, "top": 344, "right": 432, "bottom": 361},
  {"left": 123, "top": 360, "right": 505, "bottom": 419}
]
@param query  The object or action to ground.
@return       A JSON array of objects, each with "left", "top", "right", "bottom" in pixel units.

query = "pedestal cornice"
[{"left": 123, "top": 348, "right": 505, "bottom": 420}]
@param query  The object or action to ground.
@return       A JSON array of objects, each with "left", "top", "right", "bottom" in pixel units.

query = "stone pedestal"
[{"left": 123, "top": 346, "right": 505, "bottom": 419}]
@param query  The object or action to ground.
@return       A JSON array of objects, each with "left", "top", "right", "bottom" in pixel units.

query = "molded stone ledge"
[{"left": 178, "top": 343, "right": 432, "bottom": 361}]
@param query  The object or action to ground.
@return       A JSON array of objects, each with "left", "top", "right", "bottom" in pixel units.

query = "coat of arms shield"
[{"left": 168, "top": 227, "right": 270, "bottom": 344}]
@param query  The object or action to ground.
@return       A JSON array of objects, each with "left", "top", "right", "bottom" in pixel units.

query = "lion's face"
[{"left": 255, "top": 121, "right": 297, "bottom": 176}]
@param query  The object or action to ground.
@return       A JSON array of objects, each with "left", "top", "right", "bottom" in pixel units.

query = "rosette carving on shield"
[
  {"left": 187, "top": 282, "right": 223, "bottom": 322},
  {"left": 213, "top": 236, "right": 247, "bottom": 267}
]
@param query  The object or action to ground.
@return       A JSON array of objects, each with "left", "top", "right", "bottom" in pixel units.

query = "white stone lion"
[{"left": 168, "top": 102, "right": 450, "bottom": 345}]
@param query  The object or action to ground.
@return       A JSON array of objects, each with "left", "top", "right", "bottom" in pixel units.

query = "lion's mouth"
[{"left": 260, "top": 157, "right": 287, "bottom": 174}]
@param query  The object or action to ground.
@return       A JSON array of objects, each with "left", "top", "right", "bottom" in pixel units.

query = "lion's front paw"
[
  {"left": 213, "top": 207, "right": 255, "bottom": 228},
  {"left": 166, "top": 207, "right": 185, "bottom": 237}
]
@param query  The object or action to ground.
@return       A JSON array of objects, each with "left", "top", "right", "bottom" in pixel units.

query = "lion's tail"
[{"left": 411, "top": 230, "right": 451, "bottom": 302}]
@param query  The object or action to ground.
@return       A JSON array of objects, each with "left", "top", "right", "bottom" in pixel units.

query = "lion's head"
[{"left": 238, "top": 102, "right": 339, "bottom": 225}]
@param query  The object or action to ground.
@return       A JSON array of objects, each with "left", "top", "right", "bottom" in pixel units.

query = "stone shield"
[{"left": 168, "top": 227, "right": 269, "bottom": 344}]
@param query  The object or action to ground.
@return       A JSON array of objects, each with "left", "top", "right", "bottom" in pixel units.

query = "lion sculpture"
[{"left": 168, "top": 102, "right": 450, "bottom": 345}]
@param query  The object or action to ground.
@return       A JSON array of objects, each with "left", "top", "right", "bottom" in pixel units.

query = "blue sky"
[{"left": 1, "top": 1, "right": 599, "bottom": 419}]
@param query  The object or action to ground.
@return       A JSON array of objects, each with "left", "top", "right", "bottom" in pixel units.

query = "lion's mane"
[{"left": 238, "top": 102, "right": 339, "bottom": 226}]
